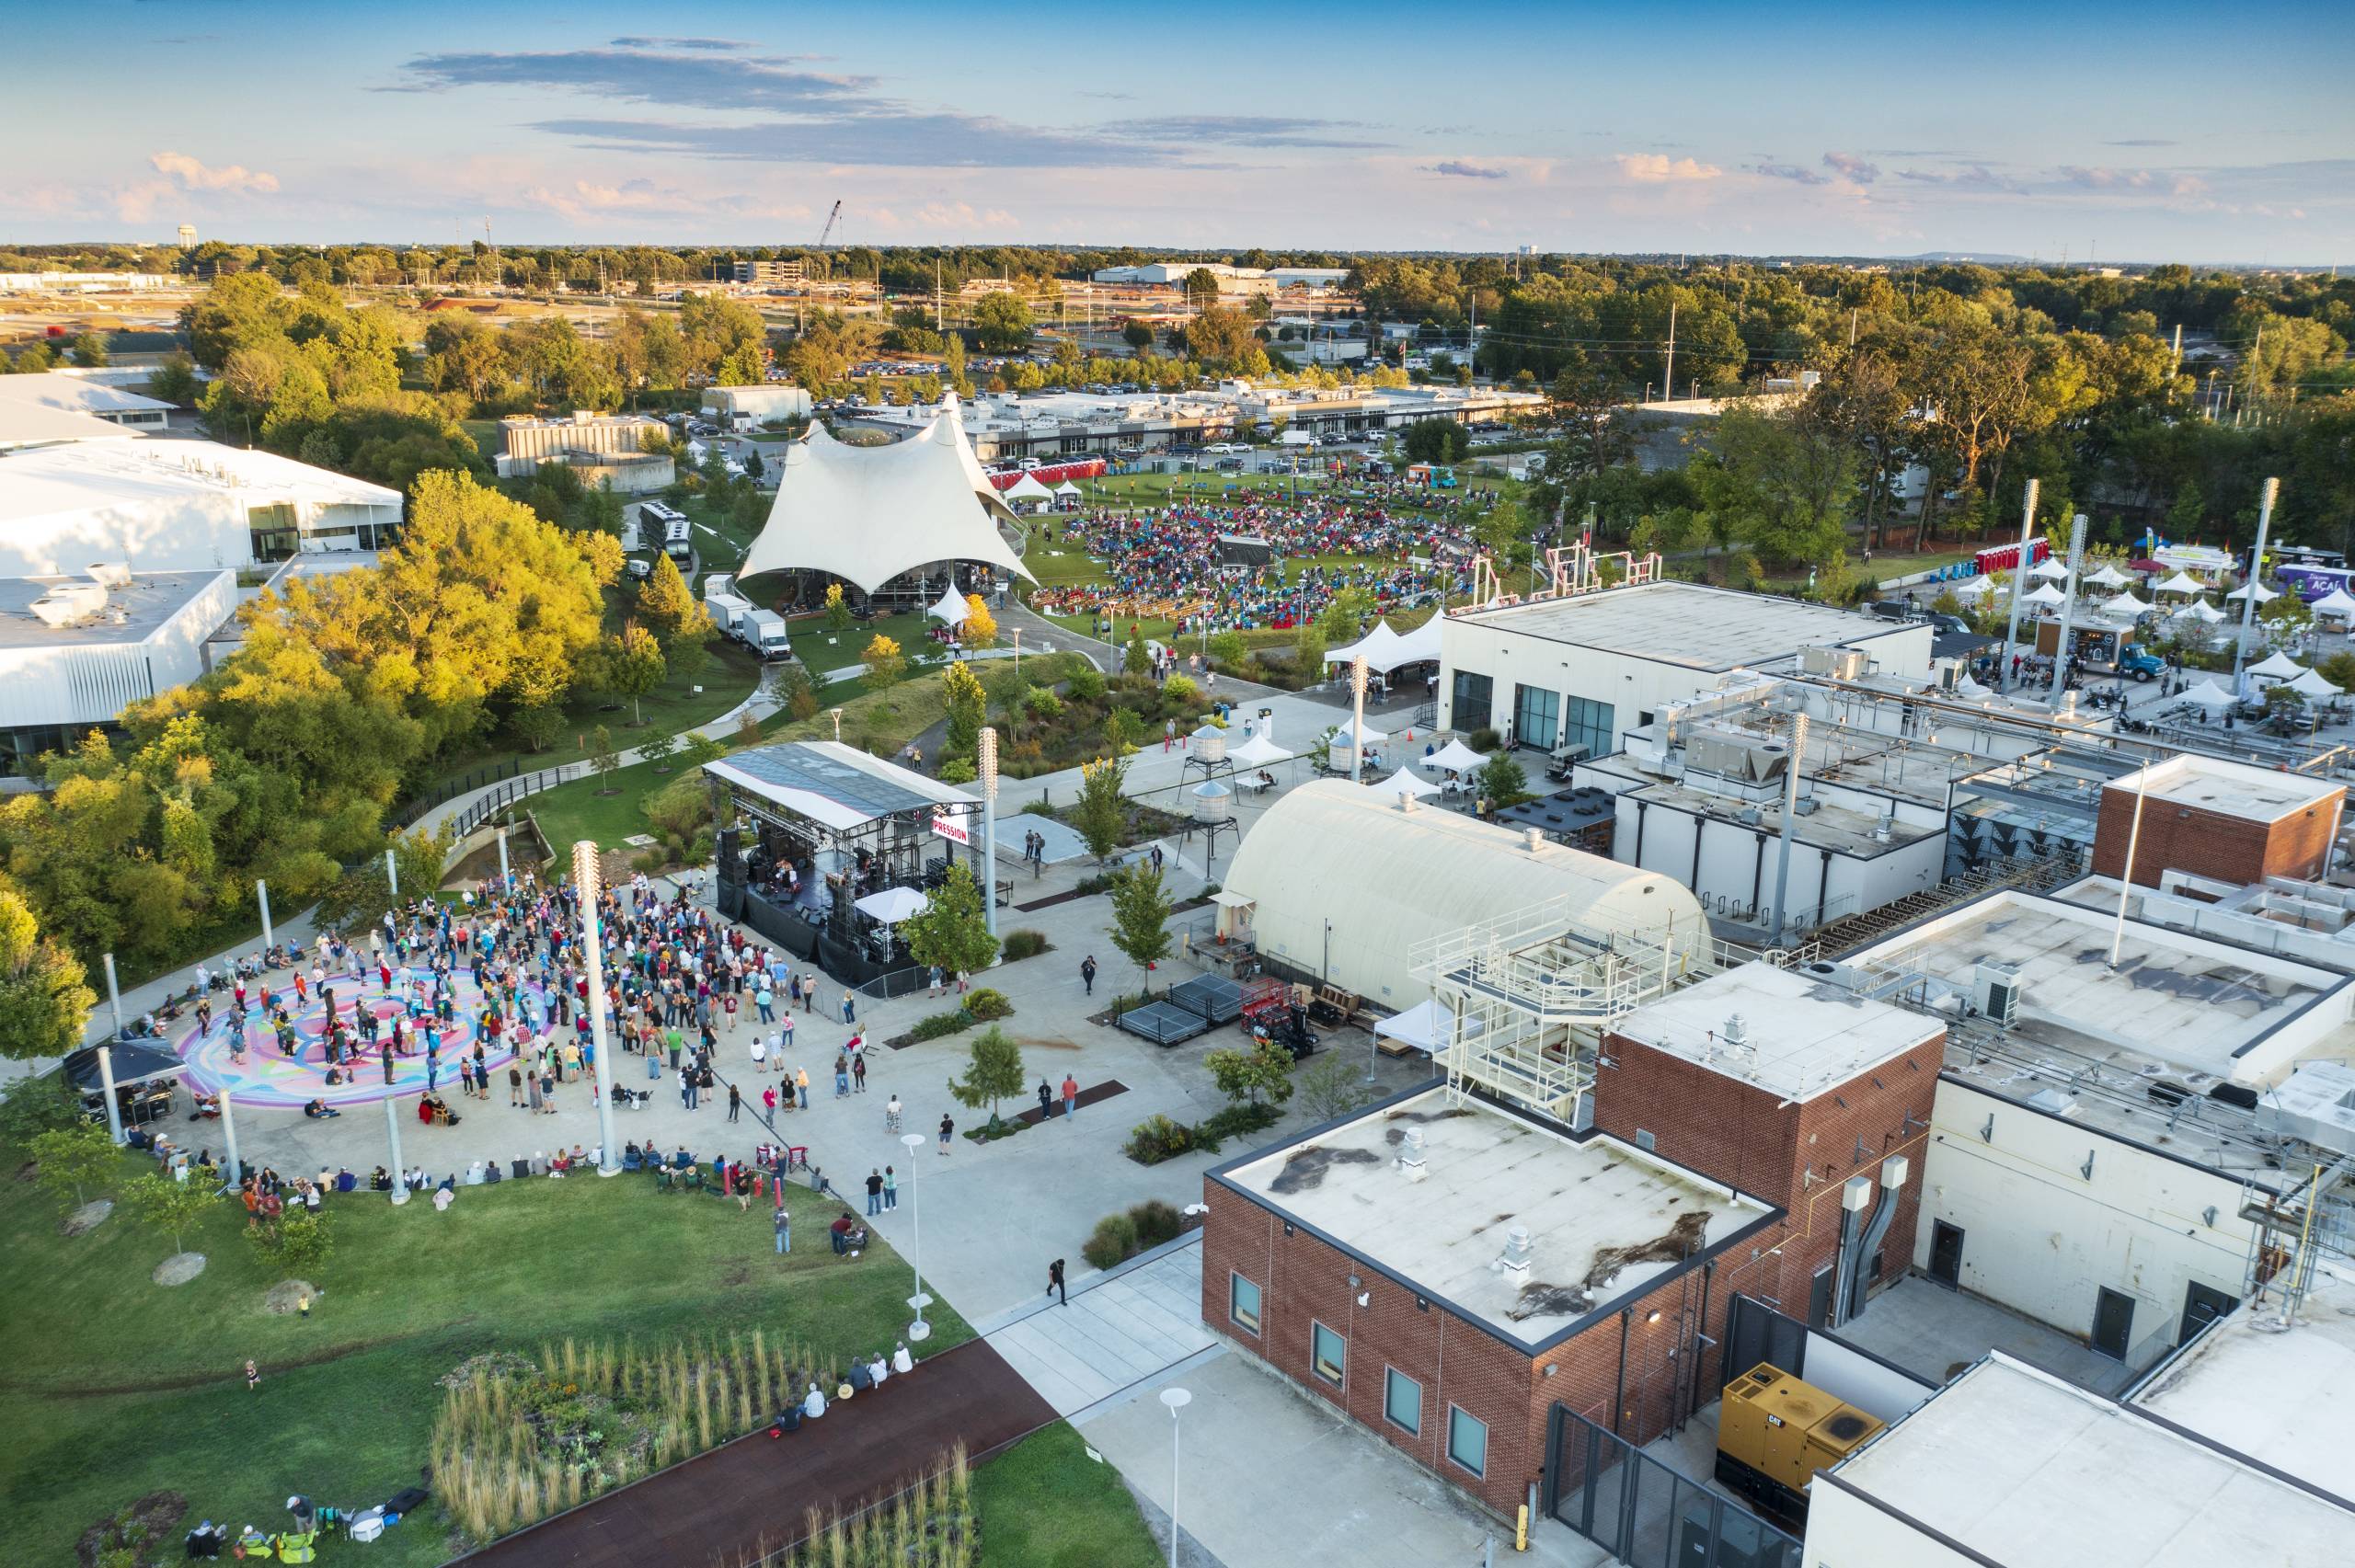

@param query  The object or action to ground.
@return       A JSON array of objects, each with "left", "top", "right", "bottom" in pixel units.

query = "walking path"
[
  {"left": 981, "top": 1234, "right": 1217, "bottom": 1417},
  {"left": 455, "top": 1337, "right": 1054, "bottom": 1568}
]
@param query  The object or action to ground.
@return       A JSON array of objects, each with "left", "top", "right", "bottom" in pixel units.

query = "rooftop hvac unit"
[
  {"left": 86, "top": 562, "right": 132, "bottom": 589},
  {"left": 1973, "top": 960, "right": 2024, "bottom": 1027},
  {"left": 27, "top": 582, "right": 109, "bottom": 627},
  {"left": 1798, "top": 646, "right": 1868, "bottom": 681},
  {"left": 1793, "top": 796, "right": 1820, "bottom": 817}
]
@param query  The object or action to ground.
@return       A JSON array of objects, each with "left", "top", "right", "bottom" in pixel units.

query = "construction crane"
[{"left": 815, "top": 200, "right": 843, "bottom": 249}]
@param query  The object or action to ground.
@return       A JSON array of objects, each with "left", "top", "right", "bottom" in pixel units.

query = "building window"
[
  {"left": 1446, "top": 1405, "right": 1488, "bottom": 1478},
  {"left": 1561, "top": 695, "right": 1617, "bottom": 761},
  {"left": 1513, "top": 683, "right": 1560, "bottom": 750},
  {"left": 1229, "top": 1273, "right": 1261, "bottom": 1335},
  {"left": 1634, "top": 1128, "right": 1657, "bottom": 1152},
  {"left": 1384, "top": 1368, "right": 1422, "bottom": 1435},
  {"left": 1311, "top": 1321, "right": 1347, "bottom": 1386},
  {"left": 1451, "top": 670, "right": 1493, "bottom": 733}
]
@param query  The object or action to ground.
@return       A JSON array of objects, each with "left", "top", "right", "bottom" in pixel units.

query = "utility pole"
[
  {"left": 1848, "top": 308, "right": 1858, "bottom": 349},
  {"left": 2170, "top": 323, "right": 2183, "bottom": 375},
  {"left": 1660, "top": 301, "right": 1677, "bottom": 408}
]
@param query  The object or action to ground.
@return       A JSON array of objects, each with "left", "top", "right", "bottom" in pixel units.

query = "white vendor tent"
[
  {"left": 2223, "top": 580, "right": 2279, "bottom": 603},
  {"left": 2029, "top": 556, "right": 2072, "bottom": 580},
  {"left": 1373, "top": 1000, "right": 1484, "bottom": 1055},
  {"left": 1422, "top": 738, "right": 1487, "bottom": 773},
  {"left": 740, "top": 393, "right": 1034, "bottom": 594},
  {"left": 1371, "top": 765, "right": 1442, "bottom": 802},
  {"left": 2247, "top": 650, "right": 2308, "bottom": 680},
  {"left": 2288, "top": 669, "right": 2343, "bottom": 699},
  {"left": 2178, "top": 600, "right": 2224, "bottom": 623},
  {"left": 2179, "top": 679, "right": 2239, "bottom": 708},
  {"left": 2311, "top": 589, "right": 2355, "bottom": 622},
  {"left": 854, "top": 886, "right": 930, "bottom": 923},
  {"left": 2154, "top": 570, "right": 2208, "bottom": 595},
  {"left": 927, "top": 581, "right": 971, "bottom": 625},
  {"left": 1002, "top": 471, "right": 1055, "bottom": 511},
  {"left": 2084, "top": 564, "right": 2131, "bottom": 589},
  {"left": 2099, "top": 592, "right": 2151, "bottom": 617},
  {"left": 2021, "top": 583, "right": 2067, "bottom": 607}
]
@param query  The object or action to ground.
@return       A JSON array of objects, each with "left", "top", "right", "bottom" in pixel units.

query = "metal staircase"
[
  {"left": 1809, "top": 848, "right": 2087, "bottom": 958},
  {"left": 1410, "top": 896, "right": 1713, "bottom": 1123}
]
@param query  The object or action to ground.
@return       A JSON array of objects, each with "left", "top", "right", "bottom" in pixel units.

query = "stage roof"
[{"left": 707, "top": 740, "right": 977, "bottom": 832}]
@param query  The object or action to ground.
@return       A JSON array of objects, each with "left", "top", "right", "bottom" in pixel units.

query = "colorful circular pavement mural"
[{"left": 172, "top": 967, "right": 547, "bottom": 1107}]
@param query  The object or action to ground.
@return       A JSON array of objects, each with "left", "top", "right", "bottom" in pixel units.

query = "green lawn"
[
  {"left": 0, "top": 1153, "right": 971, "bottom": 1568},
  {"left": 972, "top": 1421, "right": 1161, "bottom": 1568},
  {"left": 799, "top": 612, "right": 934, "bottom": 677}
]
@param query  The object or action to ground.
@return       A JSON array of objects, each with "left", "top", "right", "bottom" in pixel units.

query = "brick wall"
[
  {"left": 1591, "top": 1029, "right": 1944, "bottom": 1383},
  {"left": 1200, "top": 1176, "right": 1743, "bottom": 1519},
  {"left": 2093, "top": 787, "right": 2342, "bottom": 887}
]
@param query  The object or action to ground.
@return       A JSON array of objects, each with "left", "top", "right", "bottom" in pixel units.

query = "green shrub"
[
  {"left": 936, "top": 757, "right": 977, "bottom": 784},
  {"left": 1122, "top": 1114, "right": 1195, "bottom": 1165},
  {"left": 1075, "top": 873, "right": 1113, "bottom": 896},
  {"left": 1066, "top": 666, "right": 1107, "bottom": 702},
  {"left": 1198, "top": 1102, "right": 1281, "bottom": 1146},
  {"left": 1081, "top": 1212, "right": 1139, "bottom": 1271},
  {"left": 1019, "top": 800, "right": 1057, "bottom": 818},
  {"left": 1131, "top": 1198, "right": 1185, "bottom": 1248},
  {"left": 1001, "top": 929, "right": 1051, "bottom": 961},
  {"left": 1469, "top": 727, "right": 1501, "bottom": 752},
  {"left": 963, "top": 986, "right": 1013, "bottom": 1021},
  {"left": 909, "top": 1009, "right": 975, "bottom": 1042}
]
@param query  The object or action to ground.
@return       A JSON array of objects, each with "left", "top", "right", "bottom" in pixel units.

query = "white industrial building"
[
  {"left": 703, "top": 384, "right": 812, "bottom": 427},
  {"left": 845, "top": 379, "right": 1540, "bottom": 461},
  {"left": 1220, "top": 777, "right": 1706, "bottom": 1007},
  {"left": 495, "top": 410, "right": 674, "bottom": 494},
  {"left": 0, "top": 372, "right": 175, "bottom": 437},
  {"left": 0, "top": 439, "right": 402, "bottom": 573},
  {"left": 1439, "top": 578, "right": 1933, "bottom": 761},
  {"left": 0, "top": 566, "right": 237, "bottom": 782}
]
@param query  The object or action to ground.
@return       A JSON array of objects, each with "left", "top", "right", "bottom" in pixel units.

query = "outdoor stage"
[{"left": 169, "top": 967, "right": 545, "bottom": 1107}]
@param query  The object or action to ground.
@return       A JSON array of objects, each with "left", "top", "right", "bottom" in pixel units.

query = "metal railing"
[{"left": 444, "top": 764, "right": 589, "bottom": 840}]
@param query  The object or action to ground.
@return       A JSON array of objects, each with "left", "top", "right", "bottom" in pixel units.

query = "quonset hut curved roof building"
[
  {"left": 739, "top": 393, "right": 1034, "bottom": 596},
  {"left": 1223, "top": 779, "right": 1706, "bottom": 1006}
]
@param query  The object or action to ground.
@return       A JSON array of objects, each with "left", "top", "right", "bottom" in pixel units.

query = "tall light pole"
[
  {"left": 383, "top": 1095, "right": 408, "bottom": 1204},
  {"left": 1160, "top": 1386, "right": 1193, "bottom": 1568},
  {"left": 572, "top": 841, "right": 622, "bottom": 1174},
  {"left": 385, "top": 847, "right": 399, "bottom": 900},
  {"left": 1349, "top": 654, "right": 1369, "bottom": 783},
  {"left": 102, "top": 952, "right": 124, "bottom": 1039},
  {"left": 256, "top": 879, "right": 273, "bottom": 954},
  {"left": 978, "top": 727, "right": 1000, "bottom": 942},
  {"left": 2230, "top": 477, "right": 2280, "bottom": 699},
  {"left": 900, "top": 1130, "right": 932, "bottom": 1340},
  {"left": 1998, "top": 478, "right": 2039, "bottom": 692},
  {"left": 1011, "top": 625, "right": 1022, "bottom": 681},
  {"left": 830, "top": 707, "right": 844, "bottom": 743}
]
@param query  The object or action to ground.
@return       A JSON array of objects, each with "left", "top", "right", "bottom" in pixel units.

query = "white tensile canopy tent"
[
  {"left": 2085, "top": 563, "right": 2131, "bottom": 589},
  {"left": 739, "top": 395, "right": 1036, "bottom": 594},
  {"left": 927, "top": 581, "right": 971, "bottom": 625},
  {"left": 2247, "top": 650, "right": 2308, "bottom": 680},
  {"left": 1952, "top": 575, "right": 1994, "bottom": 599},
  {"left": 2154, "top": 570, "right": 2208, "bottom": 595},
  {"left": 1388, "top": 614, "right": 1442, "bottom": 667},
  {"left": 2179, "top": 600, "right": 2225, "bottom": 623},
  {"left": 2029, "top": 556, "right": 2072, "bottom": 580},
  {"left": 2100, "top": 591, "right": 2151, "bottom": 617},
  {"left": 2312, "top": 589, "right": 2355, "bottom": 622},
  {"left": 1373, "top": 999, "right": 1483, "bottom": 1055},
  {"left": 2179, "top": 679, "right": 2239, "bottom": 708},
  {"left": 1326, "top": 616, "right": 1444, "bottom": 676},
  {"left": 1229, "top": 732, "right": 1292, "bottom": 769},
  {"left": 1953, "top": 674, "right": 1991, "bottom": 698},
  {"left": 2288, "top": 668, "right": 2343, "bottom": 699},
  {"left": 1003, "top": 471, "right": 1055, "bottom": 511},
  {"left": 2021, "top": 583, "right": 2068, "bottom": 608},
  {"left": 1371, "top": 765, "right": 1442, "bottom": 802},
  {"left": 1331, "top": 717, "right": 1390, "bottom": 746},
  {"left": 2223, "top": 580, "right": 2279, "bottom": 603}
]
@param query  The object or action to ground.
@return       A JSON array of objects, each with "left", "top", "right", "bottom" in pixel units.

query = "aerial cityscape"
[{"left": 3, "top": 4, "right": 2353, "bottom": 1567}]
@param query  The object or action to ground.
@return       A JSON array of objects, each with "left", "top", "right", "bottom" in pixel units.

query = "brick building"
[
  {"left": 1199, "top": 965, "right": 1940, "bottom": 1520},
  {"left": 2092, "top": 753, "right": 2343, "bottom": 887}
]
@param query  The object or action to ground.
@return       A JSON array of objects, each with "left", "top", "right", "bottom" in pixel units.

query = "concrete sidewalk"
[{"left": 982, "top": 1235, "right": 1216, "bottom": 1417}]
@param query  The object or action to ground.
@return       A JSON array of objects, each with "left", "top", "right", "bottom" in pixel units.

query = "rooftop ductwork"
[
  {"left": 1396, "top": 1126, "right": 1428, "bottom": 1183},
  {"left": 1498, "top": 1224, "right": 1534, "bottom": 1276}
]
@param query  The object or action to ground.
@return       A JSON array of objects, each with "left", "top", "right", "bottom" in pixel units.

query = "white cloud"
[
  {"left": 149, "top": 151, "right": 280, "bottom": 194},
  {"left": 1617, "top": 153, "right": 1721, "bottom": 183}
]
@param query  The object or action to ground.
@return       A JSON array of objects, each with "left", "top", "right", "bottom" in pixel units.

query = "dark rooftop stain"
[{"left": 1268, "top": 1145, "right": 1383, "bottom": 1195}]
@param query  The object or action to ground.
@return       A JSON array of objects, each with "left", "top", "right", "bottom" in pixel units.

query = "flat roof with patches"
[
  {"left": 2105, "top": 752, "right": 2344, "bottom": 823},
  {"left": 1455, "top": 581, "right": 1920, "bottom": 672},
  {"left": 1214, "top": 1086, "right": 1776, "bottom": 1352},
  {"left": 1611, "top": 963, "right": 1945, "bottom": 1103}
]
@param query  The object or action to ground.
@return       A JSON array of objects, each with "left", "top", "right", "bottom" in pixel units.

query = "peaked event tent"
[
  {"left": 2029, "top": 556, "right": 2073, "bottom": 580},
  {"left": 2179, "top": 679, "right": 2239, "bottom": 707},
  {"left": 2288, "top": 669, "right": 2343, "bottom": 699},
  {"left": 2223, "top": 580, "right": 2279, "bottom": 603},
  {"left": 853, "top": 886, "right": 929, "bottom": 923},
  {"left": 1372, "top": 765, "right": 1443, "bottom": 801},
  {"left": 1003, "top": 471, "right": 1055, "bottom": 508},
  {"left": 1325, "top": 619, "right": 1407, "bottom": 671},
  {"left": 2100, "top": 592, "right": 2152, "bottom": 617},
  {"left": 927, "top": 581, "right": 971, "bottom": 625},
  {"left": 2085, "top": 564, "right": 2131, "bottom": 589},
  {"left": 1952, "top": 576, "right": 1994, "bottom": 599},
  {"left": 2021, "top": 583, "right": 2068, "bottom": 607},
  {"left": 2311, "top": 589, "right": 2355, "bottom": 621},
  {"left": 739, "top": 394, "right": 1035, "bottom": 594},
  {"left": 2247, "top": 650, "right": 2307, "bottom": 680},
  {"left": 2154, "top": 570, "right": 2208, "bottom": 595},
  {"left": 1423, "top": 738, "right": 1487, "bottom": 773},
  {"left": 1228, "top": 732, "right": 1292, "bottom": 768},
  {"left": 2179, "top": 600, "right": 2225, "bottom": 623}
]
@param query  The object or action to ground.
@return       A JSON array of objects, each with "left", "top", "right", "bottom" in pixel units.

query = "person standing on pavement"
[
  {"left": 938, "top": 1112, "right": 954, "bottom": 1154},
  {"left": 852, "top": 1053, "right": 867, "bottom": 1093},
  {"left": 1062, "top": 1072, "right": 1079, "bottom": 1119},
  {"left": 841, "top": 989, "right": 856, "bottom": 1024},
  {"left": 773, "top": 1204, "right": 790, "bottom": 1254},
  {"left": 1081, "top": 955, "right": 1097, "bottom": 996},
  {"left": 865, "top": 1168, "right": 884, "bottom": 1216},
  {"left": 795, "top": 1065, "right": 810, "bottom": 1109},
  {"left": 882, "top": 1165, "right": 897, "bottom": 1210},
  {"left": 1048, "top": 1257, "right": 1067, "bottom": 1306},
  {"left": 1037, "top": 1080, "right": 1053, "bottom": 1120},
  {"left": 727, "top": 1082, "right": 741, "bottom": 1122}
]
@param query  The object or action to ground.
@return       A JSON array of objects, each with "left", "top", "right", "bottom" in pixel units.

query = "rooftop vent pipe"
[
  {"left": 1397, "top": 1126, "right": 1428, "bottom": 1184},
  {"left": 1498, "top": 1225, "right": 1533, "bottom": 1276}
]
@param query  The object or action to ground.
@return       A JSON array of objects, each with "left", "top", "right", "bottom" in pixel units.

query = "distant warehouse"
[
  {"left": 495, "top": 411, "right": 675, "bottom": 495},
  {"left": 703, "top": 384, "right": 812, "bottom": 428}
]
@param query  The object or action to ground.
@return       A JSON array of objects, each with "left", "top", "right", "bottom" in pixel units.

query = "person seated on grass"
[
  {"left": 830, "top": 1213, "right": 856, "bottom": 1254},
  {"left": 803, "top": 1381, "right": 827, "bottom": 1420},
  {"left": 672, "top": 1146, "right": 695, "bottom": 1170},
  {"left": 549, "top": 1149, "right": 569, "bottom": 1175},
  {"left": 370, "top": 1165, "right": 392, "bottom": 1192}
]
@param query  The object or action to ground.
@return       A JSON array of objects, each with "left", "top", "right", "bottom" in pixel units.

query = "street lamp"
[
  {"left": 1011, "top": 625, "right": 1023, "bottom": 680},
  {"left": 829, "top": 707, "right": 844, "bottom": 743},
  {"left": 900, "top": 1130, "right": 932, "bottom": 1340},
  {"left": 573, "top": 841, "right": 622, "bottom": 1174},
  {"left": 977, "top": 727, "right": 1000, "bottom": 942},
  {"left": 1159, "top": 1386, "right": 1192, "bottom": 1568}
]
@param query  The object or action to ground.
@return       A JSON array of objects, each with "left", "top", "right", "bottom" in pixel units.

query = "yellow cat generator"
[{"left": 1713, "top": 1362, "right": 1882, "bottom": 1528}]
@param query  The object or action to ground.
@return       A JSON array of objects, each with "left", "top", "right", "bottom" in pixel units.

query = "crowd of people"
[{"left": 1028, "top": 487, "right": 1489, "bottom": 632}]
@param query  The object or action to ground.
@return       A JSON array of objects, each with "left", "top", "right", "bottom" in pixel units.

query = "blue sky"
[{"left": 6, "top": 0, "right": 2350, "bottom": 260}]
